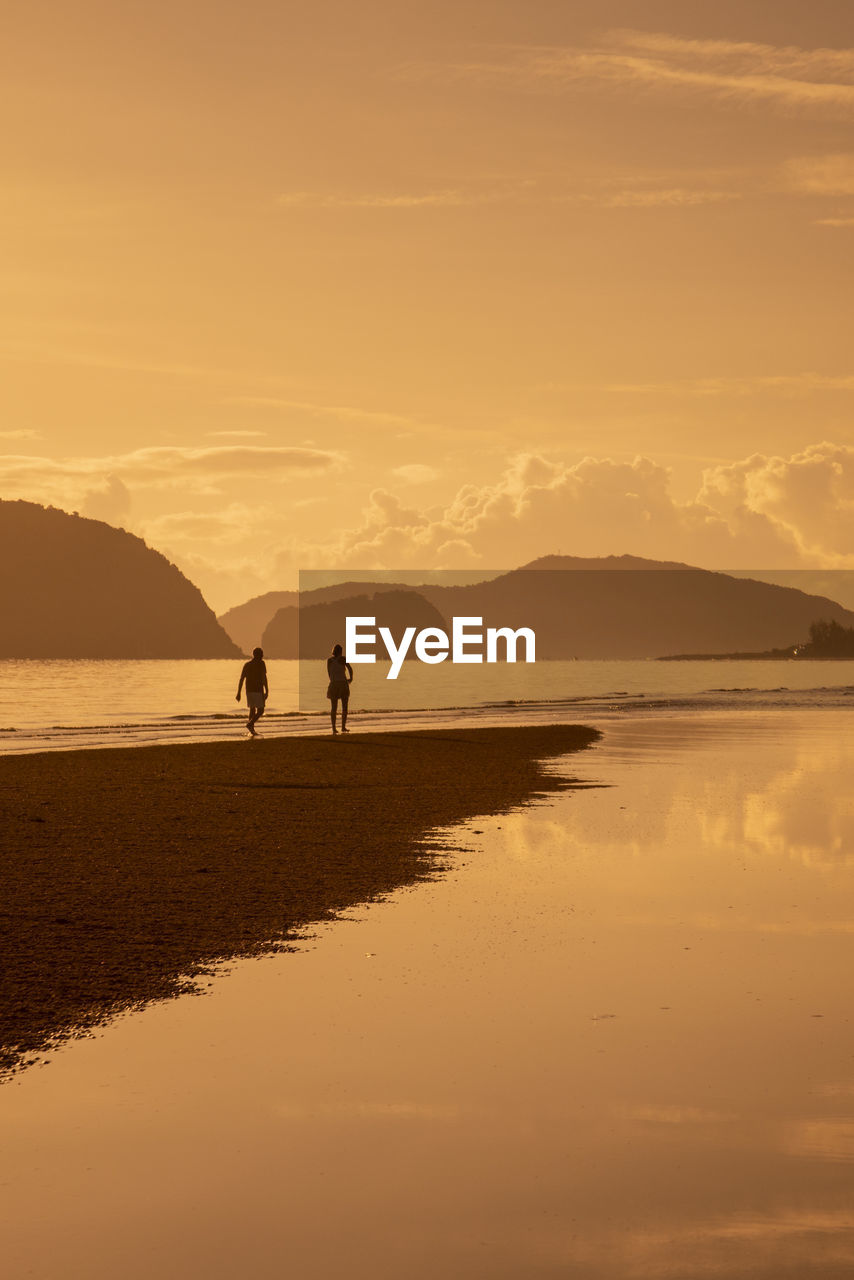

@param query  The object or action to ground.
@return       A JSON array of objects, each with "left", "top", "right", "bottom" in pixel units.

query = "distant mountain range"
[
  {"left": 219, "top": 581, "right": 409, "bottom": 656},
  {"left": 0, "top": 501, "right": 240, "bottom": 658},
  {"left": 220, "top": 556, "right": 854, "bottom": 660},
  {"left": 263, "top": 589, "right": 451, "bottom": 659},
  {"left": 6, "top": 505, "right": 849, "bottom": 662},
  {"left": 218, "top": 590, "right": 298, "bottom": 656}
]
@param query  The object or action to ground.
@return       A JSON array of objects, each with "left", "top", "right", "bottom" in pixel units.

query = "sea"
[{"left": 2, "top": 657, "right": 854, "bottom": 753}]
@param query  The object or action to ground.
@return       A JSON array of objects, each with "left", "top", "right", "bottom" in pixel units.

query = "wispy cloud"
[
  {"left": 274, "top": 1099, "right": 459, "bottom": 1121},
  {"left": 596, "top": 187, "right": 739, "bottom": 208},
  {"left": 786, "top": 153, "right": 854, "bottom": 194},
  {"left": 453, "top": 29, "right": 854, "bottom": 115},
  {"left": 816, "top": 216, "right": 854, "bottom": 226},
  {"left": 783, "top": 1119, "right": 854, "bottom": 1162},
  {"left": 226, "top": 395, "right": 418, "bottom": 429},
  {"left": 278, "top": 176, "right": 740, "bottom": 213},
  {"left": 0, "top": 444, "right": 339, "bottom": 506},
  {"left": 391, "top": 463, "right": 440, "bottom": 485},
  {"left": 604, "top": 373, "right": 854, "bottom": 397},
  {"left": 0, "top": 428, "right": 40, "bottom": 440},
  {"left": 606, "top": 30, "right": 854, "bottom": 79},
  {"left": 0, "top": 340, "right": 260, "bottom": 383},
  {"left": 139, "top": 504, "right": 271, "bottom": 544},
  {"left": 277, "top": 190, "right": 474, "bottom": 209},
  {"left": 620, "top": 1103, "right": 736, "bottom": 1126},
  {"left": 207, "top": 429, "right": 269, "bottom": 439},
  {"left": 114, "top": 444, "right": 336, "bottom": 478}
]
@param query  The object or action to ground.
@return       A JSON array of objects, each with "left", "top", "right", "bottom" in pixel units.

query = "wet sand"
[
  {"left": 0, "top": 723, "right": 597, "bottom": 1075},
  {"left": 4, "top": 712, "right": 854, "bottom": 1279}
]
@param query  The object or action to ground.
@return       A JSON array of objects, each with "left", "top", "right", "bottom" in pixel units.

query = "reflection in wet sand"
[{"left": 2, "top": 711, "right": 854, "bottom": 1278}]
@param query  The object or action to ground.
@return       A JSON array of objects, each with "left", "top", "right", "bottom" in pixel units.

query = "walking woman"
[{"left": 327, "top": 643, "right": 353, "bottom": 735}]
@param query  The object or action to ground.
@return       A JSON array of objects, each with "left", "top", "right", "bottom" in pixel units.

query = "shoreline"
[{"left": 0, "top": 723, "right": 598, "bottom": 1077}]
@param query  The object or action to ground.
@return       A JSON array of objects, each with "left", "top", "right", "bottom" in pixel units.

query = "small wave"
[{"left": 7, "top": 683, "right": 854, "bottom": 756}]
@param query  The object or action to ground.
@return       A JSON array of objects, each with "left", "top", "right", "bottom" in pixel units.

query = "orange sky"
[{"left": 3, "top": 0, "right": 854, "bottom": 609}]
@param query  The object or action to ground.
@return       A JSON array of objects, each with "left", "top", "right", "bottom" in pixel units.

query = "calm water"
[
  {"left": 2, "top": 657, "right": 854, "bottom": 752},
  {"left": 3, "top": 712, "right": 854, "bottom": 1277}
]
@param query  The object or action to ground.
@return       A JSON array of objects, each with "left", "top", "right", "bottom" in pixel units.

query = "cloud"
[
  {"left": 606, "top": 30, "right": 854, "bottom": 79},
  {"left": 207, "top": 429, "right": 268, "bottom": 439},
  {"left": 277, "top": 190, "right": 473, "bottom": 209},
  {"left": 621, "top": 1104, "right": 735, "bottom": 1126},
  {"left": 139, "top": 503, "right": 288, "bottom": 558},
  {"left": 278, "top": 180, "right": 740, "bottom": 215},
  {"left": 270, "top": 443, "right": 854, "bottom": 583},
  {"left": 700, "top": 442, "right": 854, "bottom": 559},
  {"left": 0, "top": 340, "right": 254, "bottom": 382},
  {"left": 786, "top": 153, "right": 854, "bottom": 194},
  {"left": 135, "top": 504, "right": 293, "bottom": 611},
  {"left": 125, "top": 445, "right": 337, "bottom": 478},
  {"left": 226, "top": 396, "right": 417, "bottom": 429},
  {"left": 455, "top": 29, "right": 854, "bottom": 116},
  {"left": 788, "top": 151, "right": 854, "bottom": 226},
  {"left": 118, "top": 440, "right": 854, "bottom": 610},
  {"left": 80, "top": 475, "right": 132, "bottom": 526},
  {"left": 274, "top": 1099, "right": 459, "bottom": 1121},
  {"left": 0, "top": 443, "right": 336, "bottom": 482},
  {"left": 391, "top": 464, "right": 440, "bottom": 484},
  {"left": 0, "top": 443, "right": 339, "bottom": 508},
  {"left": 535, "top": 1206, "right": 854, "bottom": 1280},
  {"left": 279, "top": 450, "right": 803, "bottom": 577},
  {"left": 597, "top": 187, "right": 739, "bottom": 207},
  {"left": 604, "top": 373, "right": 854, "bottom": 397},
  {"left": 0, "top": 429, "right": 40, "bottom": 440},
  {"left": 783, "top": 1119, "right": 854, "bottom": 1162}
]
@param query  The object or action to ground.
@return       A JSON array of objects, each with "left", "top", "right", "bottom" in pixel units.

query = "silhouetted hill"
[
  {"left": 232, "top": 555, "right": 854, "bottom": 660},
  {"left": 416, "top": 557, "right": 854, "bottom": 658},
  {"left": 0, "top": 501, "right": 241, "bottom": 658},
  {"left": 219, "top": 591, "right": 299, "bottom": 654},
  {"left": 222, "top": 580, "right": 417, "bottom": 651},
  {"left": 518, "top": 554, "right": 692, "bottom": 573},
  {"left": 263, "top": 590, "right": 450, "bottom": 658}
]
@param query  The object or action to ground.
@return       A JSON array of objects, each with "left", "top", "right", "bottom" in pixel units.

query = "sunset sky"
[{"left": 4, "top": 0, "right": 854, "bottom": 609}]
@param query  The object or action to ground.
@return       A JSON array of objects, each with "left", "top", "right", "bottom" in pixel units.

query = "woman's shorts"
[{"left": 327, "top": 682, "right": 350, "bottom": 701}]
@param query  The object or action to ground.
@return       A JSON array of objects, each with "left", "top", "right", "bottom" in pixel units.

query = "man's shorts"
[{"left": 247, "top": 690, "right": 266, "bottom": 709}]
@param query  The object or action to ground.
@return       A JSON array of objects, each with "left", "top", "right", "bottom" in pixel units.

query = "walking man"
[{"left": 236, "top": 646, "right": 268, "bottom": 736}]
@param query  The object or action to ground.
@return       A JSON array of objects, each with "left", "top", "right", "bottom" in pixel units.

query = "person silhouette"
[
  {"left": 236, "top": 646, "right": 268, "bottom": 736},
  {"left": 327, "top": 643, "right": 353, "bottom": 735}
]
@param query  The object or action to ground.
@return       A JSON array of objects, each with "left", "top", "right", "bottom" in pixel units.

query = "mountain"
[
  {"left": 219, "top": 590, "right": 298, "bottom": 654},
  {"left": 730, "top": 569, "right": 854, "bottom": 614},
  {"left": 219, "top": 580, "right": 417, "bottom": 652},
  {"left": 0, "top": 501, "right": 241, "bottom": 658},
  {"left": 416, "top": 556, "right": 854, "bottom": 658},
  {"left": 263, "top": 589, "right": 450, "bottom": 658},
  {"left": 252, "top": 554, "right": 854, "bottom": 660}
]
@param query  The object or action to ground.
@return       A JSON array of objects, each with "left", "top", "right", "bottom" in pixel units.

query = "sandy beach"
[{"left": 0, "top": 723, "right": 597, "bottom": 1075}]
